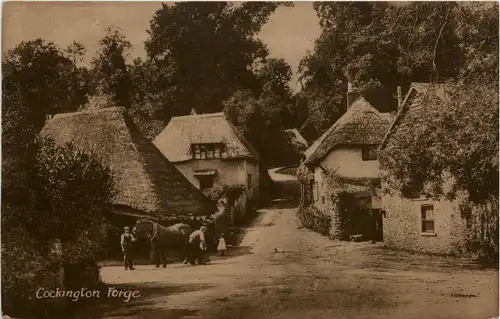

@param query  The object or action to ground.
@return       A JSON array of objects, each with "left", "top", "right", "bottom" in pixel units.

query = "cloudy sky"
[{"left": 2, "top": 2, "right": 321, "bottom": 91}]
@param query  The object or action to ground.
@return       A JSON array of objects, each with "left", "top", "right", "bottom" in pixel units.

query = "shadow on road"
[{"left": 76, "top": 282, "right": 217, "bottom": 319}]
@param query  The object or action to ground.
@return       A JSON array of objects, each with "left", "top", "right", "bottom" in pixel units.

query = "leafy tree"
[
  {"left": 90, "top": 26, "right": 133, "bottom": 108},
  {"left": 223, "top": 88, "right": 299, "bottom": 168},
  {"left": 297, "top": 2, "right": 468, "bottom": 140},
  {"left": 65, "top": 41, "right": 90, "bottom": 109},
  {"left": 2, "top": 39, "right": 80, "bottom": 156},
  {"left": 144, "top": 2, "right": 291, "bottom": 116}
]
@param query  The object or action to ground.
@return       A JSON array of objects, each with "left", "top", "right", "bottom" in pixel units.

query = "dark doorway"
[{"left": 344, "top": 208, "right": 383, "bottom": 241}]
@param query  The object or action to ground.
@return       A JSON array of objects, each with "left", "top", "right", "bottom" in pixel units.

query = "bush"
[
  {"left": 2, "top": 139, "right": 116, "bottom": 318},
  {"left": 2, "top": 227, "right": 66, "bottom": 317},
  {"left": 297, "top": 205, "right": 331, "bottom": 236},
  {"left": 458, "top": 197, "right": 499, "bottom": 263}
]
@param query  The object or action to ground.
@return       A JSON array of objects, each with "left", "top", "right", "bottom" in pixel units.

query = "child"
[{"left": 217, "top": 233, "right": 227, "bottom": 256}]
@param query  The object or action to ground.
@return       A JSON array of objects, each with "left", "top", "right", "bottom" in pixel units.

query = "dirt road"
[{"left": 84, "top": 202, "right": 498, "bottom": 319}]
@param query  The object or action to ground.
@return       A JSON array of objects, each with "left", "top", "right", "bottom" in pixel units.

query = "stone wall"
[{"left": 382, "top": 193, "right": 467, "bottom": 255}]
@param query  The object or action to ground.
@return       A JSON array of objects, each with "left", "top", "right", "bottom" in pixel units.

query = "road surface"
[{"left": 83, "top": 202, "right": 498, "bottom": 319}]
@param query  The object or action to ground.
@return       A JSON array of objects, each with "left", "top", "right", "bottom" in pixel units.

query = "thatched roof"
[
  {"left": 153, "top": 112, "right": 259, "bottom": 163},
  {"left": 303, "top": 96, "right": 394, "bottom": 166},
  {"left": 40, "top": 107, "right": 216, "bottom": 219}
]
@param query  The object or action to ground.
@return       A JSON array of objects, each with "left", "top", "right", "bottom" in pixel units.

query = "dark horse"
[{"left": 133, "top": 219, "right": 192, "bottom": 268}]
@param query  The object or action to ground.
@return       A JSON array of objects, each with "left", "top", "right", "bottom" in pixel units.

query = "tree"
[
  {"left": 65, "top": 41, "right": 90, "bottom": 109},
  {"left": 223, "top": 89, "right": 299, "bottom": 168},
  {"left": 90, "top": 26, "right": 133, "bottom": 108},
  {"left": 2, "top": 39, "right": 80, "bottom": 156},
  {"left": 144, "top": 2, "right": 291, "bottom": 116},
  {"left": 297, "top": 2, "right": 467, "bottom": 141},
  {"left": 377, "top": 3, "right": 498, "bottom": 203}
]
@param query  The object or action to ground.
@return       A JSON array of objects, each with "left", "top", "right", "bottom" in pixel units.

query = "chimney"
[
  {"left": 397, "top": 86, "right": 402, "bottom": 110},
  {"left": 347, "top": 81, "right": 360, "bottom": 109},
  {"left": 190, "top": 108, "right": 197, "bottom": 115},
  {"left": 45, "top": 114, "right": 53, "bottom": 122}
]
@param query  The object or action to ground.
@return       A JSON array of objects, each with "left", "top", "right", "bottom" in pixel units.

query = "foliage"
[
  {"left": 90, "top": 26, "right": 133, "bottom": 109},
  {"left": 297, "top": 206, "right": 331, "bottom": 237},
  {"left": 1, "top": 227, "right": 66, "bottom": 317},
  {"left": 202, "top": 184, "right": 246, "bottom": 205},
  {"left": 298, "top": 2, "right": 497, "bottom": 141},
  {"left": 458, "top": 197, "right": 499, "bottom": 262},
  {"left": 379, "top": 82, "right": 498, "bottom": 203},
  {"left": 2, "top": 39, "right": 84, "bottom": 157},
  {"left": 2, "top": 139, "right": 115, "bottom": 317},
  {"left": 223, "top": 85, "right": 300, "bottom": 168},
  {"left": 144, "top": 2, "right": 291, "bottom": 115}
]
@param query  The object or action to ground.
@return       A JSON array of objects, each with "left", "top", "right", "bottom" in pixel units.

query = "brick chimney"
[{"left": 347, "top": 81, "right": 360, "bottom": 109}]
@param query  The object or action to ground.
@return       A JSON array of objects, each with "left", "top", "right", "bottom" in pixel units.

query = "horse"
[{"left": 132, "top": 219, "right": 192, "bottom": 268}]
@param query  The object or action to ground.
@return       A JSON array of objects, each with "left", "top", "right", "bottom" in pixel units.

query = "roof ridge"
[
  {"left": 171, "top": 112, "right": 225, "bottom": 120},
  {"left": 52, "top": 107, "right": 126, "bottom": 120}
]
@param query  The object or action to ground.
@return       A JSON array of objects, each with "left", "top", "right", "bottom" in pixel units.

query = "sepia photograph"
[{"left": 1, "top": 1, "right": 499, "bottom": 318}]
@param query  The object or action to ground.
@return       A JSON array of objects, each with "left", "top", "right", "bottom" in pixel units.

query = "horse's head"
[{"left": 133, "top": 219, "right": 154, "bottom": 240}]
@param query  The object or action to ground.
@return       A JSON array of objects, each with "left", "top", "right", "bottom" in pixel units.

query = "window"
[
  {"left": 192, "top": 143, "right": 226, "bottom": 160},
  {"left": 198, "top": 176, "right": 214, "bottom": 190},
  {"left": 193, "top": 145, "right": 201, "bottom": 159},
  {"left": 361, "top": 145, "right": 378, "bottom": 161},
  {"left": 247, "top": 173, "right": 252, "bottom": 189},
  {"left": 206, "top": 144, "right": 215, "bottom": 158},
  {"left": 200, "top": 145, "right": 207, "bottom": 159},
  {"left": 421, "top": 205, "right": 435, "bottom": 233}
]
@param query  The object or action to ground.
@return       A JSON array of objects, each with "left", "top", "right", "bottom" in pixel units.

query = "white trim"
[{"left": 421, "top": 232, "right": 437, "bottom": 237}]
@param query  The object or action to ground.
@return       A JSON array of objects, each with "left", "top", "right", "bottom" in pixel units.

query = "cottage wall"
[
  {"left": 174, "top": 158, "right": 259, "bottom": 202},
  {"left": 175, "top": 159, "right": 246, "bottom": 187},
  {"left": 382, "top": 192, "right": 466, "bottom": 255},
  {"left": 319, "top": 146, "right": 380, "bottom": 179},
  {"left": 244, "top": 160, "right": 260, "bottom": 201}
]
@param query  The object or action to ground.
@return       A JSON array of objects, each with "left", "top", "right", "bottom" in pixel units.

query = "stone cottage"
[
  {"left": 298, "top": 84, "right": 394, "bottom": 241},
  {"left": 153, "top": 111, "right": 260, "bottom": 223},
  {"left": 40, "top": 107, "right": 216, "bottom": 226},
  {"left": 378, "top": 83, "right": 468, "bottom": 255}
]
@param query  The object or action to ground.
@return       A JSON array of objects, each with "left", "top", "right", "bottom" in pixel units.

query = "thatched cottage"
[
  {"left": 378, "top": 83, "right": 469, "bottom": 255},
  {"left": 298, "top": 85, "right": 394, "bottom": 241},
  {"left": 153, "top": 111, "right": 260, "bottom": 202},
  {"left": 40, "top": 107, "right": 216, "bottom": 225}
]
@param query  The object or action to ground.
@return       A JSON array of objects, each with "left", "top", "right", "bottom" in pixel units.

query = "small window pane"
[
  {"left": 207, "top": 145, "right": 214, "bottom": 158},
  {"left": 200, "top": 145, "right": 206, "bottom": 159},
  {"left": 193, "top": 145, "right": 201, "bottom": 159},
  {"left": 421, "top": 205, "right": 434, "bottom": 220},
  {"left": 215, "top": 146, "right": 222, "bottom": 158},
  {"left": 422, "top": 221, "right": 435, "bottom": 232}
]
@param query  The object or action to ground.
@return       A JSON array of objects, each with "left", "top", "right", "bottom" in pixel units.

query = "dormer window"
[{"left": 192, "top": 143, "right": 225, "bottom": 159}]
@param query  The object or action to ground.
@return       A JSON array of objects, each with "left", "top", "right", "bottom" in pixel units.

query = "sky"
[{"left": 2, "top": 2, "right": 321, "bottom": 91}]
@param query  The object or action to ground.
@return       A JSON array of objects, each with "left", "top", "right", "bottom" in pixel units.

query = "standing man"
[
  {"left": 187, "top": 226, "right": 208, "bottom": 265},
  {"left": 121, "top": 226, "right": 136, "bottom": 270}
]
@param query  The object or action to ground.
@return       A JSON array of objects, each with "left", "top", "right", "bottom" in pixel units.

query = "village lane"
[{"left": 87, "top": 201, "right": 498, "bottom": 319}]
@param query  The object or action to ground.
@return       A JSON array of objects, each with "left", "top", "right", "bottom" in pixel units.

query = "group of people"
[{"left": 120, "top": 225, "right": 227, "bottom": 270}]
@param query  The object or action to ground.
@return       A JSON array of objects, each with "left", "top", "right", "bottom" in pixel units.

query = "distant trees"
[{"left": 89, "top": 26, "right": 133, "bottom": 109}]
